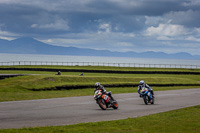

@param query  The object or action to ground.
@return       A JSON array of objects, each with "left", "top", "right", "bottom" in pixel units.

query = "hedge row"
[{"left": 30, "top": 83, "right": 200, "bottom": 91}]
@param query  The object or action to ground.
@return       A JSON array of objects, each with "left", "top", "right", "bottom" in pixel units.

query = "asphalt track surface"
[{"left": 0, "top": 88, "right": 200, "bottom": 129}]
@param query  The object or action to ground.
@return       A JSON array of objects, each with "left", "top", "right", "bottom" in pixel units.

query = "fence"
[{"left": 0, "top": 61, "right": 200, "bottom": 69}]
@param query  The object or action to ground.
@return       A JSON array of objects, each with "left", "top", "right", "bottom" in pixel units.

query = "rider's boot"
[
  {"left": 110, "top": 96, "right": 115, "bottom": 101},
  {"left": 151, "top": 91, "right": 154, "bottom": 97},
  {"left": 107, "top": 100, "right": 112, "bottom": 107},
  {"left": 148, "top": 95, "right": 152, "bottom": 103},
  {"left": 107, "top": 91, "right": 115, "bottom": 103}
]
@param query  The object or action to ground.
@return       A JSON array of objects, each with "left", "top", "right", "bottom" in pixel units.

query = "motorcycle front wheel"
[
  {"left": 143, "top": 95, "right": 148, "bottom": 105},
  {"left": 98, "top": 99, "right": 107, "bottom": 110}
]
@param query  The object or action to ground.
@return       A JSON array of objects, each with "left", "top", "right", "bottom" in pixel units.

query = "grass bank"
[
  {"left": 1, "top": 86, "right": 199, "bottom": 102},
  {"left": 1, "top": 105, "right": 199, "bottom": 132},
  {"left": 0, "top": 66, "right": 200, "bottom": 102}
]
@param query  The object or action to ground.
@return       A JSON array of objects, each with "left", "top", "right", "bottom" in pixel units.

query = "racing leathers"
[
  {"left": 94, "top": 85, "right": 114, "bottom": 101},
  {"left": 137, "top": 84, "right": 154, "bottom": 98}
]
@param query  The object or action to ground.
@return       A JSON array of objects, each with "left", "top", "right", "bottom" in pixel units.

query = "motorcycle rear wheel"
[
  {"left": 112, "top": 100, "right": 118, "bottom": 109},
  {"left": 151, "top": 97, "right": 155, "bottom": 104}
]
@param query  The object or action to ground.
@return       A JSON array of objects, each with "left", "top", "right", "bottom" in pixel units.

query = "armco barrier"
[{"left": 0, "top": 61, "right": 200, "bottom": 69}]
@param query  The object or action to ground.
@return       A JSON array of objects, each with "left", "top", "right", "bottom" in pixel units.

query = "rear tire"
[
  {"left": 151, "top": 97, "right": 155, "bottom": 104},
  {"left": 112, "top": 100, "right": 118, "bottom": 109},
  {"left": 98, "top": 99, "right": 107, "bottom": 110}
]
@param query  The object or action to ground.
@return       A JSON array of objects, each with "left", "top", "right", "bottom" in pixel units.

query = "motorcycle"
[
  {"left": 140, "top": 88, "right": 154, "bottom": 105},
  {"left": 94, "top": 90, "right": 118, "bottom": 110}
]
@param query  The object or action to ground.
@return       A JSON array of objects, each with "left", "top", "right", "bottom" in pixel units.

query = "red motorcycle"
[{"left": 94, "top": 90, "right": 118, "bottom": 110}]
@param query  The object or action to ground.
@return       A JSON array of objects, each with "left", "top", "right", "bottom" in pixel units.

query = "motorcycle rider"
[
  {"left": 137, "top": 80, "right": 154, "bottom": 99},
  {"left": 94, "top": 82, "right": 114, "bottom": 101}
]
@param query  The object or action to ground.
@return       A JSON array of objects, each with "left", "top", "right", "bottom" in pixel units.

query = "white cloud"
[
  {"left": 145, "top": 16, "right": 166, "bottom": 26},
  {"left": 194, "top": 28, "right": 200, "bottom": 35},
  {"left": 0, "top": 29, "right": 18, "bottom": 37},
  {"left": 0, "top": 36, "right": 15, "bottom": 40},
  {"left": 116, "top": 42, "right": 134, "bottom": 47},
  {"left": 126, "top": 33, "right": 135, "bottom": 37},
  {"left": 185, "top": 36, "right": 200, "bottom": 42},
  {"left": 0, "top": 0, "right": 93, "bottom": 13},
  {"left": 39, "top": 31, "right": 137, "bottom": 51},
  {"left": 31, "top": 19, "right": 69, "bottom": 30},
  {"left": 164, "top": 10, "right": 200, "bottom": 28},
  {"left": 109, "top": 0, "right": 138, "bottom": 7},
  {"left": 145, "top": 23, "right": 188, "bottom": 37},
  {"left": 39, "top": 38, "right": 90, "bottom": 48},
  {"left": 157, "top": 36, "right": 173, "bottom": 41},
  {"left": 0, "top": 30, "right": 18, "bottom": 40},
  {"left": 98, "top": 23, "right": 112, "bottom": 33},
  {"left": 182, "top": 0, "right": 200, "bottom": 6},
  {"left": 0, "top": 0, "right": 21, "bottom": 3},
  {"left": 0, "top": 24, "right": 19, "bottom": 39}
]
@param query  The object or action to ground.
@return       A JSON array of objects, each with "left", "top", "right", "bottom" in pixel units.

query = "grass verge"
[
  {"left": 0, "top": 74, "right": 199, "bottom": 90},
  {"left": 1, "top": 105, "right": 199, "bottom": 133},
  {"left": 0, "top": 69, "right": 200, "bottom": 102},
  {"left": 0, "top": 86, "right": 199, "bottom": 102},
  {"left": 0, "top": 66, "right": 200, "bottom": 102}
]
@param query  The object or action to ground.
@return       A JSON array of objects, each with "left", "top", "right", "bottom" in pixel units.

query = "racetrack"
[{"left": 0, "top": 88, "right": 200, "bottom": 129}]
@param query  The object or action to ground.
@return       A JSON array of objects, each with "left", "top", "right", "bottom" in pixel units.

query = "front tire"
[
  {"left": 143, "top": 95, "right": 148, "bottom": 105},
  {"left": 98, "top": 99, "right": 107, "bottom": 110}
]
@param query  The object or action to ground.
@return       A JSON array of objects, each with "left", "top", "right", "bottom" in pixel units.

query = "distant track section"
[
  {"left": 1, "top": 67, "right": 200, "bottom": 75},
  {"left": 0, "top": 74, "right": 25, "bottom": 80}
]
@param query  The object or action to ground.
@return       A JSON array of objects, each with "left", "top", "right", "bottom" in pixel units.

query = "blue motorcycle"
[{"left": 140, "top": 88, "right": 154, "bottom": 105}]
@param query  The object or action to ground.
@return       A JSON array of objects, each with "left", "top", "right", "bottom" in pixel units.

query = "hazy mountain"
[{"left": 0, "top": 37, "right": 200, "bottom": 59}]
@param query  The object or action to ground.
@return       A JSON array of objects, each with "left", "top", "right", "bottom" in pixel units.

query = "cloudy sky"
[{"left": 0, "top": 0, "right": 200, "bottom": 55}]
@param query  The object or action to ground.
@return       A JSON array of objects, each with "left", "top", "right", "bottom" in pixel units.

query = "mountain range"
[{"left": 0, "top": 37, "right": 200, "bottom": 59}]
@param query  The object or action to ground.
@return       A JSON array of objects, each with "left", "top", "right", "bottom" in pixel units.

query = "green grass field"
[
  {"left": 0, "top": 66, "right": 200, "bottom": 132},
  {"left": 0, "top": 66, "right": 200, "bottom": 102}
]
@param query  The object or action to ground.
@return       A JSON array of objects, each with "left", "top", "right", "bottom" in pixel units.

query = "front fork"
[{"left": 147, "top": 92, "right": 152, "bottom": 100}]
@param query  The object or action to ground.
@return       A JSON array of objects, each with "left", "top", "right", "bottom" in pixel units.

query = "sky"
[{"left": 0, "top": 0, "right": 200, "bottom": 55}]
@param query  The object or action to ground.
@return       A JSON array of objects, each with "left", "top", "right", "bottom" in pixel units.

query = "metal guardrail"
[{"left": 0, "top": 61, "right": 200, "bottom": 69}]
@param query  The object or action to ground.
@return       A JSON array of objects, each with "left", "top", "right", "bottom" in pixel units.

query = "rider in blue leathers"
[{"left": 137, "top": 80, "right": 154, "bottom": 98}]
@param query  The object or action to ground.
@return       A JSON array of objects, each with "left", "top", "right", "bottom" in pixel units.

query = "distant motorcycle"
[
  {"left": 94, "top": 90, "right": 118, "bottom": 110},
  {"left": 140, "top": 88, "right": 154, "bottom": 105}
]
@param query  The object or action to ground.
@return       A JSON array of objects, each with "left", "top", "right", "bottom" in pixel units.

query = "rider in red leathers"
[{"left": 94, "top": 82, "right": 114, "bottom": 101}]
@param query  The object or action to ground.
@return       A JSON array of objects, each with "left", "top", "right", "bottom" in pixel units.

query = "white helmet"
[
  {"left": 94, "top": 82, "right": 100, "bottom": 88},
  {"left": 140, "top": 80, "right": 145, "bottom": 85}
]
